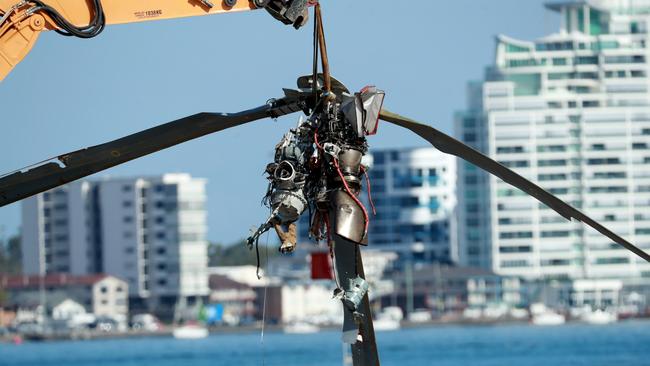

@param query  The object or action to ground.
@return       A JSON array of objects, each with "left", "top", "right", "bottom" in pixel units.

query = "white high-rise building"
[
  {"left": 21, "top": 174, "right": 209, "bottom": 312},
  {"left": 457, "top": 0, "right": 650, "bottom": 280}
]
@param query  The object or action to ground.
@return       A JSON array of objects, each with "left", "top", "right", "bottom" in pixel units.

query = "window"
[
  {"left": 594, "top": 257, "right": 629, "bottom": 265},
  {"left": 399, "top": 196, "right": 419, "bottom": 207},
  {"left": 541, "top": 259, "right": 571, "bottom": 266},
  {"left": 501, "top": 260, "right": 529, "bottom": 268},
  {"left": 506, "top": 43, "right": 531, "bottom": 53},
  {"left": 373, "top": 152, "right": 385, "bottom": 165},
  {"left": 539, "top": 173, "right": 567, "bottom": 181},
  {"left": 537, "top": 145, "right": 566, "bottom": 152},
  {"left": 552, "top": 58, "right": 567, "bottom": 66},
  {"left": 589, "top": 186, "right": 627, "bottom": 193},
  {"left": 507, "top": 73, "right": 541, "bottom": 96},
  {"left": 575, "top": 56, "right": 598, "bottom": 65},
  {"left": 631, "top": 70, "right": 646, "bottom": 78},
  {"left": 500, "top": 160, "right": 529, "bottom": 168},
  {"left": 464, "top": 133, "right": 476, "bottom": 142},
  {"left": 500, "top": 231, "right": 533, "bottom": 239},
  {"left": 604, "top": 55, "right": 645, "bottom": 64},
  {"left": 499, "top": 246, "right": 532, "bottom": 253},
  {"left": 538, "top": 159, "right": 567, "bottom": 167},
  {"left": 593, "top": 172, "right": 626, "bottom": 179},
  {"left": 497, "top": 146, "right": 524, "bottom": 154},
  {"left": 508, "top": 59, "right": 545, "bottom": 68},
  {"left": 536, "top": 42, "right": 573, "bottom": 51},
  {"left": 54, "top": 203, "right": 67, "bottom": 211},
  {"left": 587, "top": 158, "right": 621, "bottom": 165},
  {"left": 370, "top": 170, "right": 385, "bottom": 180},
  {"left": 541, "top": 231, "right": 570, "bottom": 238},
  {"left": 636, "top": 228, "right": 650, "bottom": 235}
]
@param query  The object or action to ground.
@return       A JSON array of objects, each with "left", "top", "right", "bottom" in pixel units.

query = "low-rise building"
[
  {"left": 0, "top": 274, "right": 128, "bottom": 321},
  {"left": 381, "top": 265, "right": 523, "bottom": 316},
  {"left": 208, "top": 274, "right": 256, "bottom": 325}
]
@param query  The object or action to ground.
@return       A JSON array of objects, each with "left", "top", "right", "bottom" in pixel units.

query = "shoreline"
[{"left": 2, "top": 317, "right": 649, "bottom": 343}]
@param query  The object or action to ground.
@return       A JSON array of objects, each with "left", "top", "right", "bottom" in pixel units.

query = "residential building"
[
  {"left": 0, "top": 274, "right": 128, "bottom": 321},
  {"left": 457, "top": 0, "right": 650, "bottom": 281},
  {"left": 364, "top": 148, "right": 457, "bottom": 265},
  {"left": 21, "top": 173, "right": 209, "bottom": 316},
  {"left": 208, "top": 274, "right": 257, "bottom": 325}
]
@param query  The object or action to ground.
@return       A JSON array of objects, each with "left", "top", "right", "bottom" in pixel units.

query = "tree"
[
  {"left": 0, "top": 288, "right": 7, "bottom": 307},
  {"left": 0, "top": 235, "right": 21, "bottom": 275},
  {"left": 208, "top": 240, "right": 278, "bottom": 267}
]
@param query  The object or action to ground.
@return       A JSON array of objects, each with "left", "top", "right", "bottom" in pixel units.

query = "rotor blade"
[
  {"left": 379, "top": 109, "right": 650, "bottom": 263},
  {"left": 0, "top": 97, "right": 304, "bottom": 207}
]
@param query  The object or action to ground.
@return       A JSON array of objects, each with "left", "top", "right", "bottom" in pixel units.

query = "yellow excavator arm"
[{"left": 0, "top": 0, "right": 308, "bottom": 81}]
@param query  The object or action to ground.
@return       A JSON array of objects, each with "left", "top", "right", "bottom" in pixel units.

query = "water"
[{"left": 2, "top": 321, "right": 650, "bottom": 366}]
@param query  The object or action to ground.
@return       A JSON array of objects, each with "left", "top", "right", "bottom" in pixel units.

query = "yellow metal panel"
[
  {"left": 0, "top": 0, "right": 258, "bottom": 81},
  {"left": 41, "top": 0, "right": 256, "bottom": 26}
]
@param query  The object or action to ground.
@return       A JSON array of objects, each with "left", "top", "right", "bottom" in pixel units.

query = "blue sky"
[{"left": 0, "top": 0, "right": 557, "bottom": 243}]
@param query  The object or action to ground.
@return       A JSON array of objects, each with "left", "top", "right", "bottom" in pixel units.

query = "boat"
[
  {"left": 173, "top": 323, "right": 209, "bottom": 339},
  {"left": 283, "top": 321, "right": 320, "bottom": 334},
  {"left": 373, "top": 306, "right": 402, "bottom": 331},
  {"left": 530, "top": 303, "right": 565, "bottom": 326},
  {"left": 372, "top": 316, "right": 401, "bottom": 331},
  {"left": 581, "top": 309, "right": 617, "bottom": 325},
  {"left": 172, "top": 293, "right": 209, "bottom": 339},
  {"left": 531, "top": 311, "right": 566, "bottom": 326}
]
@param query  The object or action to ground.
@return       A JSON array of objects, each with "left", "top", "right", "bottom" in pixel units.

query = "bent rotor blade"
[
  {"left": 379, "top": 109, "right": 650, "bottom": 263},
  {"left": 0, "top": 97, "right": 303, "bottom": 207}
]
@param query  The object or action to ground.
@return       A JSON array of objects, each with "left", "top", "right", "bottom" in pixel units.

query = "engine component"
[
  {"left": 265, "top": 0, "right": 309, "bottom": 29},
  {"left": 341, "top": 86, "right": 385, "bottom": 137},
  {"left": 341, "top": 276, "right": 369, "bottom": 312},
  {"left": 270, "top": 188, "right": 307, "bottom": 223}
]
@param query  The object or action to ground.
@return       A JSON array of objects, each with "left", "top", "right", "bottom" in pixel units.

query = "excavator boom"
[{"left": 0, "top": 0, "right": 308, "bottom": 81}]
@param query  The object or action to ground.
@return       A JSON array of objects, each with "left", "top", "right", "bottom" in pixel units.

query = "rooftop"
[
  {"left": 546, "top": 0, "right": 650, "bottom": 12},
  {"left": 0, "top": 274, "right": 118, "bottom": 289}
]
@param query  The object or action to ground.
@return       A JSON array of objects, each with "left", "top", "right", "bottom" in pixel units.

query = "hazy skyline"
[{"left": 0, "top": 1, "right": 557, "bottom": 243}]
